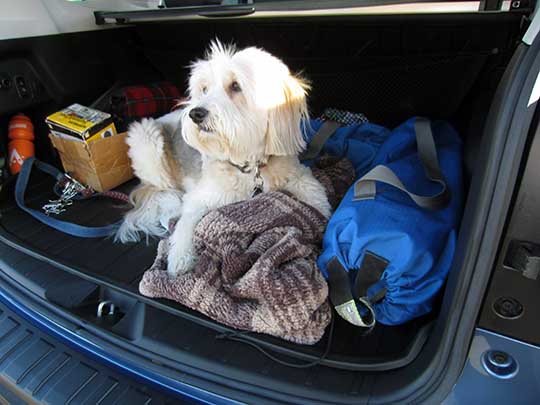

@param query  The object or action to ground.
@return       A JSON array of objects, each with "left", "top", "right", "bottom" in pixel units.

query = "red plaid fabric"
[{"left": 110, "top": 82, "right": 182, "bottom": 120}]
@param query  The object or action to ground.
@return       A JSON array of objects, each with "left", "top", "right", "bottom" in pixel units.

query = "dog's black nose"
[{"left": 189, "top": 107, "right": 209, "bottom": 124}]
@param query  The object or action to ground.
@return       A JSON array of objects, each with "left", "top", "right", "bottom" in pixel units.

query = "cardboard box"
[
  {"left": 49, "top": 132, "right": 133, "bottom": 192},
  {"left": 46, "top": 104, "right": 117, "bottom": 143}
]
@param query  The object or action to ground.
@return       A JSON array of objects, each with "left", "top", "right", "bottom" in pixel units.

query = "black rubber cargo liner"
[{"left": 0, "top": 173, "right": 432, "bottom": 371}]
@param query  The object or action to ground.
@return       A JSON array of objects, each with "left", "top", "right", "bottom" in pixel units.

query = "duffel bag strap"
[
  {"left": 327, "top": 254, "right": 388, "bottom": 328},
  {"left": 300, "top": 120, "right": 341, "bottom": 161},
  {"left": 353, "top": 251, "right": 388, "bottom": 303},
  {"left": 353, "top": 117, "right": 451, "bottom": 210},
  {"left": 15, "top": 157, "right": 124, "bottom": 238}
]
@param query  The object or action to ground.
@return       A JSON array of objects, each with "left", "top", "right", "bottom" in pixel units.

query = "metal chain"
[{"left": 42, "top": 174, "right": 88, "bottom": 216}]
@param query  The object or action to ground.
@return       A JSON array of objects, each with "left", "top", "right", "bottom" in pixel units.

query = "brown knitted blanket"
[{"left": 139, "top": 157, "right": 354, "bottom": 345}]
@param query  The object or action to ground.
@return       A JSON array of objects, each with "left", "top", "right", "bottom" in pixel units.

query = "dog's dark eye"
[
  {"left": 202, "top": 86, "right": 208, "bottom": 94},
  {"left": 230, "top": 81, "right": 241, "bottom": 93}
]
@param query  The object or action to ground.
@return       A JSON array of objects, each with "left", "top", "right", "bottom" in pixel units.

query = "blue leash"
[{"left": 15, "top": 157, "right": 124, "bottom": 238}]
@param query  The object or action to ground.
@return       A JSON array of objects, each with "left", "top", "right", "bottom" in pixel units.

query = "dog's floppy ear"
[{"left": 265, "top": 74, "right": 310, "bottom": 156}]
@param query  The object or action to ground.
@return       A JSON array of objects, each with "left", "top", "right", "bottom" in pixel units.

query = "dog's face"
[{"left": 181, "top": 41, "right": 310, "bottom": 163}]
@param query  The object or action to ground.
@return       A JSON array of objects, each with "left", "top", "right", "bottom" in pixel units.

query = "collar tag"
[{"left": 252, "top": 165, "right": 264, "bottom": 197}]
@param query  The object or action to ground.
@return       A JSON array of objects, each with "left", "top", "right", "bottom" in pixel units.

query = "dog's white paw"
[{"left": 167, "top": 249, "right": 197, "bottom": 277}]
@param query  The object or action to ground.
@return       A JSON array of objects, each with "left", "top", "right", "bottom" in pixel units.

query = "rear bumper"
[{"left": 0, "top": 283, "right": 237, "bottom": 405}]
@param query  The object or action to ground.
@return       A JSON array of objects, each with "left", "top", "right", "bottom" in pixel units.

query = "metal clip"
[
  {"left": 42, "top": 174, "right": 88, "bottom": 216},
  {"left": 97, "top": 300, "right": 116, "bottom": 318},
  {"left": 63, "top": 173, "right": 86, "bottom": 192}
]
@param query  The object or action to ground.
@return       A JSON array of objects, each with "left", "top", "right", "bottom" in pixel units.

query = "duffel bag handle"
[
  {"left": 353, "top": 118, "right": 451, "bottom": 210},
  {"left": 299, "top": 120, "right": 342, "bottom": 161}
]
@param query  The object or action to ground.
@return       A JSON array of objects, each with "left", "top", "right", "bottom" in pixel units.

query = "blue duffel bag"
[{"left": 309, "top": 117, "right": 464, "bottom": 327}]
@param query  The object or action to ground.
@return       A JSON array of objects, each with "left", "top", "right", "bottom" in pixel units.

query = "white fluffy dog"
[{"left": 117, "top": 41, "right": 331, "bottom": 276}]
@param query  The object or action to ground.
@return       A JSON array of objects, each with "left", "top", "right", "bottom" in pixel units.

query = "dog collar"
[
  {"left": 227, "top": 160, "right": 267, "bottom": 174},
  {"left": 227, "top": 160, "right": 267, "bottom": 197}
]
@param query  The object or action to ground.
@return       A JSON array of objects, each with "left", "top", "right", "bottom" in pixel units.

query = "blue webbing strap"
[{"left": 15, "top": 157, "right": 120, "bottom": 238}]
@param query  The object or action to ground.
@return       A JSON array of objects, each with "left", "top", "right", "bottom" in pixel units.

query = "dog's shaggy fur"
[{"left": 117, "top": 41, "right": 331, "bottom": 276}]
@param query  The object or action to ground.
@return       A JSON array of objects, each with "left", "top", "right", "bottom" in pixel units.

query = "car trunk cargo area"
[{"left": 0, "top": 12, "right": 526, "bottom": 403}]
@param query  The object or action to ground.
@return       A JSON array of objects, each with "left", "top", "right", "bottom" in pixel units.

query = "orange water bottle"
[{"left": 8, "top": 113, "right": 35, "bottom": 174}]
